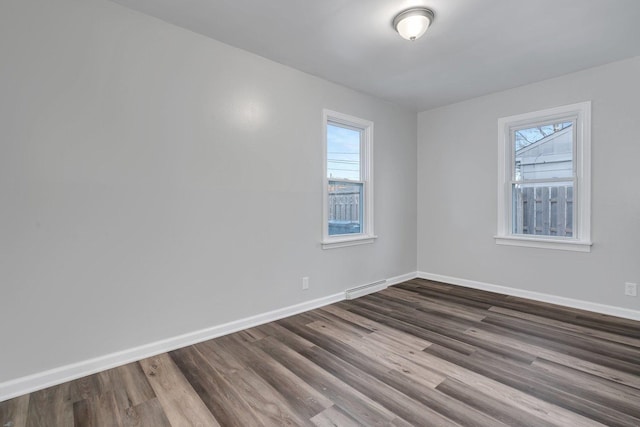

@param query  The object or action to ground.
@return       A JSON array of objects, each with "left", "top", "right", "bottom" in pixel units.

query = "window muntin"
[
  {"left": 496, "top": 102, "right": 591, "bottom": 251},
  {"left": 322, "top": 110, "right": 375, "bottom": 248}
]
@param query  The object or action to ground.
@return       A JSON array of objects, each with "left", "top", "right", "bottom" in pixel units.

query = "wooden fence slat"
[
  {"left": 515, "top": 186, "right": 524, "bottom": 234},
  {"left": 550, "top": 186, "right": 558, "bottom": 235},
  {"left": 541, "top": 186, "right": 550, "bottom": 235},
  {"left": 519, "top": 184, "right": 572, "bottom": 237},
  {"left": 534, "top": 187, "right": 543, "bottom": 235},
  {"left": 557, "top": 187, "right": 566, "bottom": 237},
  {"left": 524, "top": 186, "right": 534, "bottom": 234},
  {"left": 566, "top": 186, "right": 573, "bottom": 237}
]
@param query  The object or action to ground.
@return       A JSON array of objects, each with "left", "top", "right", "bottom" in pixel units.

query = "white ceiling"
[{"left": 110, "top": 0, "right": 640, "bottom": 111}]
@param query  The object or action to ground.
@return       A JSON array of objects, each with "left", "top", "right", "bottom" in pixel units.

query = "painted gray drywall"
[
  {"left": 417, "top": 56, "right": 640, "bottom": 311},
  {"left": 0, "top": 0, "right": 417, "bottom": 383}
]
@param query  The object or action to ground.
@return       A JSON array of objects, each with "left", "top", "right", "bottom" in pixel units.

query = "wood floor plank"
[
  {"left": 465, "top": 325, "right": 640, "bottom": 389},
  {"left": 395, "top": 282, "right": 496, "bottom": 310},
  {"left": 405, "top": 279, "right": 455, "bottom": 292},
  {"left": 521, "top": 357, "right": 640, "bottom": 419},
  {"left": 105, "top": 363, "right": 157, "bottom": 409},
  {"left": 494, "top": 293, "right": 639, "bottom": 338},
  {"left": 72, "top": 390, "right": 123, "bottom": 427},
  {"left": 435, "top": 377, "right": 557, "bottom": 427},
  {"left": 197, "top": 335, "right": 315, "bottom": 426},
  {"left": 299, "top": 345, "right": 459, "bottom": 426},
  {"left": 0, "top": 394, "right": 29, "bottom": 427},
  {"left": 236, "top": 327, "right": 269, "bottom": 343},
  {"left": 119, "top": 369, "right": 160, "bottom": 425},
  {"left": 392, "top": 342, "right": 604, "bottom": 426},
  {"left": 362, "top": 328, "right": 431, "bottom": 354},
  {"left": 306, "top": 319, "right": 365, "bottom": 344},
  {"left": 426, "top": 344, "right": 640, "bottom": 426},
  {"left": 318, "top": 304, "right": 387, "bottom": 332},
  {"left": 69, "top": 373, "right": 104, "bottom": 404},
  {"left": 531, "top": 358, "right": 640, "bottom": 410},
  {"left": 26, "top": 384, "right": 73, "bottom": 427},
  {"left": 310, "top": 405, "right": 363, "bottom": 427},
  {"left": 345, "top": 303, "right": 478, "bottom": 354},
  {"left": 366, "top": 292, "right": 479, "bottom": 331},
  {"left": 277, "top": 315, "right": 447, "bottom": 389},
  {"left": 349, "top": 298, "right": 538, "bottom": 363},
  {"left": 381, "top": 287, "right": 488, "bottom": 322},
  {"left": 219, "top": 334, "right": 334, "bottom": 419},
  {"left": 5, "top": 278, "right": 640, "bottom": 426},
  {"left": 488, "top": 305, "right": 640, "bottom": 348},
  {"left": 254, "top": 336, "right": 399, "bottom": 426},
  {"left": 121, "top": 398, "right": 171, "bottom": 427},
  {"left": 307, "top": 307, "right": 377, "bottom": 336},
  {"left": 214, "top": 364, "right": 307, "bottom": 426},
  {"left": 305, "top": 319, "right": 445, "bottom": 389},
  {"left": 482, "top": 312, "right": 640, "bottom": 367},
  {"left": 169, "top": 345, "right": 264, "bottom": 427},
  {"left": 253, "top": 321, "right": 316, "bottom": 352},
  {"left": 318, "top": 305, "right": 434, "bottom": 351},
  {"left": 138, "top": 353, "right": 220, "bottom": 427}
]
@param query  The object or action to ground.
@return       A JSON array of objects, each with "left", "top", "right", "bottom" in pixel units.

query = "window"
[
  {"left": 322, "top": 110, "right": 375, "bottom": 249},
  {"left": 496, "top": 102, "right": 592, "bottom": 252}
]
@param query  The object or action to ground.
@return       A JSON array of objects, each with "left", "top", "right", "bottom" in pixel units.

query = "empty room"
[{"left": 2, "top": 0, "right": 640, "bottom": 425}]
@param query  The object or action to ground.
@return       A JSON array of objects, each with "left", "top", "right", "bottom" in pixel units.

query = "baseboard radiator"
[{"left": 345, "top": 279, "right": 388, "bottom": 300}]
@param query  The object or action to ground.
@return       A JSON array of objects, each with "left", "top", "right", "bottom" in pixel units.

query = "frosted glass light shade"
[{"left": 393, "top": 8, "right": 434, "bottom": 41}]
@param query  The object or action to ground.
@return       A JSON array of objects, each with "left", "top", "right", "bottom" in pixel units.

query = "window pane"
[
  {"left": 328, "top": 180, "right": 363, "bottom": 235},
  {"left": 327, "top": 123, "right": 360, "bottom": 181},
  {"left": 512, "top": 182, "right": 573, "bottom": 237},
  {"left": 514, "top": 121, "right": 573, "bottom": 180}
]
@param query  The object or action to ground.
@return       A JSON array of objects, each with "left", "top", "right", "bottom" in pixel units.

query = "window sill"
[
  {"left": 495, "top": 235, "right": 592, "bottom": 252},
  {"left": 322, "top": 235, "right": 377, "bottom": 250}
]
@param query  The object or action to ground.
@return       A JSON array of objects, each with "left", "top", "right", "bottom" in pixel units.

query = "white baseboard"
[
  {"left": 0, "top": 271, "right": 417, "bottom": 403},
  {"left": 345, "top": 272, "right": 418, "bottom": 300},
  {"left": 0, "top": 291, "right": 344, "bottom": 402},
  {"left": 387, "top": 271, "right": 419, "bottom": 286},
  {"left": 416, "top": 271, "right": 640, "bottom": 321}
]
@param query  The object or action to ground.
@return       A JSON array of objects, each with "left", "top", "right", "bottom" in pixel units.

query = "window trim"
[
  {"left": 322, "top": 109, "right": 376, "bottom": 249},
  {"left": 495, "top": 101, "right": 592, "bottom": 252}
]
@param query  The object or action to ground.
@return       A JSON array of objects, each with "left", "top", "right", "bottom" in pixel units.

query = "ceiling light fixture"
[{"left": 393, "top": 7, "right": 434, "bottom": 41}]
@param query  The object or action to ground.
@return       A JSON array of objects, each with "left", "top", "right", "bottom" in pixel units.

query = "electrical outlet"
[
  {"left": 302, "top": 276, "right": 309, "bottom": 290},
  {"left": 624, "top": 282, "right": 637, "bottom": 297}
]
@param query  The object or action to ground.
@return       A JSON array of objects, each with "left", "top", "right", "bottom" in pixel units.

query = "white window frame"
[
  {"left": 495, "top": 101, "right": 592, "bottom": 252},
  {"left": 322, "top": 109, "right": 376, "bottom": 249}
]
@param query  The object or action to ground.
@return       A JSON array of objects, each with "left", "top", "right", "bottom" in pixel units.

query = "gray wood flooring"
[{"left": 2, "top": 278, "right": 640, "bottom": 426}]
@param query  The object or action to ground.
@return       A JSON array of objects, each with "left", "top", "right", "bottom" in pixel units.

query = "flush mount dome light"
[{"left": 393, "top": 7, "right": 434, "bottom": 41}]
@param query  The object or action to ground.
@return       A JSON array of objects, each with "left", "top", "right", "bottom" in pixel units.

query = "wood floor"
[{"left": 2, "top": 279, "right": 640, "bottom": 426}]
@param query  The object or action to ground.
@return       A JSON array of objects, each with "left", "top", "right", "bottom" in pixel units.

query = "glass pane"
[
  {"left": 512, "top": 182, "right": 573, "bottom": 237},
  {"left": 514, "top": 121, "right": 573, "bottom": 180},
  {"left": 327, "top": 123, "right": 360, "bottom": 181},
  {"left": 328, "top": 180, "right": 363, "bottom": 235}
]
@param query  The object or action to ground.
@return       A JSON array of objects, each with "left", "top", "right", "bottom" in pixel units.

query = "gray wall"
[
  {"left": 0, "top": 0, "right": 417, "bottom": 383},
  {"left": 417, "top": 56, "right": 640, "bottom": 312}
]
